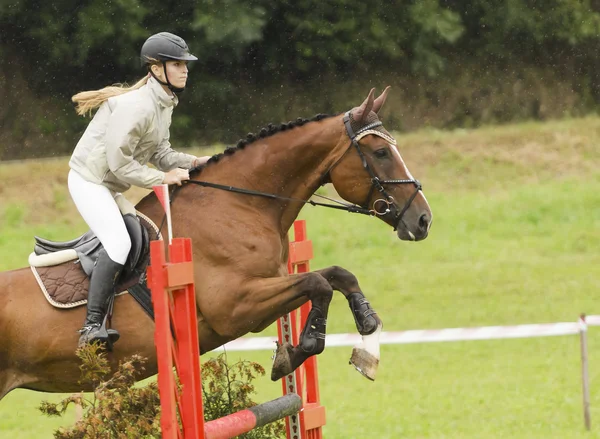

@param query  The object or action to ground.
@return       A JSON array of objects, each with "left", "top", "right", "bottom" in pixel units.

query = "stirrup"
[{"left": 77, "top": 317, "right": 120, "bottom": 351}]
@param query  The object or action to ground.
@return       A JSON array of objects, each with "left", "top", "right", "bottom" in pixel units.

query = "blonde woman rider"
[{"left": 68, "top": 32, "right": 209, "bottom": 348}]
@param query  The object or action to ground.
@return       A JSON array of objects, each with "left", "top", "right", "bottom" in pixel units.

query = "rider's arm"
[
  {"left": 104, "top": 104, "right": 165, "bottom": 188},
  {"left": 149, "top": 130, "right": 197, "bottom": 171}
]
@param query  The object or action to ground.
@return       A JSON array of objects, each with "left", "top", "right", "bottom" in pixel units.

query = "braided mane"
[{"left": 190, "top": 113, "right": 334, "bottom": 176}]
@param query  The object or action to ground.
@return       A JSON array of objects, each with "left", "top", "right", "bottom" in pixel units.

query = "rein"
[
  {"left": 160, "top": 177, "right": 372, "bottom": 237},
  {"left": 182, "top": 180, "right": 372, "bottom": 215}
]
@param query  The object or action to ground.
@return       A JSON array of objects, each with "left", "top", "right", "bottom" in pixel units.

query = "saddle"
[{"left": 29, "top": 212, "right": 160, "bottom": 315}]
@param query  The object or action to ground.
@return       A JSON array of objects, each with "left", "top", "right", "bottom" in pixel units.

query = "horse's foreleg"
[
  {"left": 243, "top": 272, "right": 333, "bottom": 382},
  {"left": 315, "top": 266, "right": 383, "bottom": 381}
]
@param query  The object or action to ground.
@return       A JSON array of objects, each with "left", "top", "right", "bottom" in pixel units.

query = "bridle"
[
  {"left": 332, "top": 111, "right": 423, "bottom": 228},
  {"left": 177, "top": 112, "right": 423, "bottom": 228}
]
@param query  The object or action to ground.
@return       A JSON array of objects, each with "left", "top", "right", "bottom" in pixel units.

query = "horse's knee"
[
  {"left": 318, "top": 265, "right": 360, "bottom": 292},
  {"left": 304, "top": 273, "right": 333, "bottom": 301}
]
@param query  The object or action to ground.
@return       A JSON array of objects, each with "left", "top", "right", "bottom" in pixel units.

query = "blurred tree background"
[{"left": 1, "top": 0, "right": 600, "bottom": 160}]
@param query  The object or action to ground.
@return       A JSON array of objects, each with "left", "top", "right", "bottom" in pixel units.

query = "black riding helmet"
[{"left": 140, "top": 32, "right": 198, "bottom": 93}]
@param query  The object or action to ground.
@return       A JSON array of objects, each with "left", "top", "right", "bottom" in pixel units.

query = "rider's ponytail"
[{"left": 71, "top": 75, "right": 150, "bottom": 116}]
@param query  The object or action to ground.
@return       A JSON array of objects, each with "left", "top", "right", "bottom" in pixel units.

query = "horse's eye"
[{"left": 374, "top": 148, "right": 388, "bottom": 159}]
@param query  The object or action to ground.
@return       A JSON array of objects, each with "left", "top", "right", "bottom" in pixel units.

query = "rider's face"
[
  {"left": 152, "top": 61, "right": 189, "bottom": 90},
  {"left": 164, "top": 61, "right": 188, "bottom": 89}
]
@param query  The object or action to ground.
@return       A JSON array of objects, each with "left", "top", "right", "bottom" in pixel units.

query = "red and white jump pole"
[
  {"left": 278, "top": 220, "right": 326, "bottom": 439},
  {"left": 147, "top": 209, "right": 324, "bottom": 438}
]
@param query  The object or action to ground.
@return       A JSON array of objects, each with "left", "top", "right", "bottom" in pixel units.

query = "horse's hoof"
[
  {"left": 349, "top": 347, "right": 379, "bottom": 381},
  {"left": 271, "top": 342, "right": 294, "bottom": 381}
]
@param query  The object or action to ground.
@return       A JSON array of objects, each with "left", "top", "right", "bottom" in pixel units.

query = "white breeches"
[{"left": 68, "top": 170, "right": 132, "bottom": 265}]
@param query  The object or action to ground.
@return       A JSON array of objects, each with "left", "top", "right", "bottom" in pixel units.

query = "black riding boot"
[{"left": 78, "top": 249, "right": 124, "bottom": 349}]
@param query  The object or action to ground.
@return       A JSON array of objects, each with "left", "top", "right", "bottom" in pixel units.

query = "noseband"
[{"left": 339, "top": 112, "right": 422, "bottom": 227}]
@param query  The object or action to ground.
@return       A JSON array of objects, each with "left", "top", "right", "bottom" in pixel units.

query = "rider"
[{"left": 68, "top": 32, "right": 210, "bottom": 348}]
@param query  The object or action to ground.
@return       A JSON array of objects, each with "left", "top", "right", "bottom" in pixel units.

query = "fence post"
[
  {"left": 149, "top": 237, "right": 204, "bottom": 439},
  {"left": 150, "top": 232, "right": 307, "bottom": 439},
  {"left": 580, "top": 314, "right": 591, "bottom": 431},
  {"left": 278, "top": 220, "right": 326, "bottom": 439}
]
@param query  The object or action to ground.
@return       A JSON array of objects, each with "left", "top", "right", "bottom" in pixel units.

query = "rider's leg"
[
  {"left": 78, "top": 249, "right": 124, "bottom": 346},
  {"left": 68, "top": 170, "right": 131, "bottom": 347}
]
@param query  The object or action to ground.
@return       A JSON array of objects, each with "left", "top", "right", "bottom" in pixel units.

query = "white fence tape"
[
  {"left": 218, "top": 315, "right": 600, "bottom": 352},
  {"left": 586, "top": 315, "right": 600, "bottom": 326}
]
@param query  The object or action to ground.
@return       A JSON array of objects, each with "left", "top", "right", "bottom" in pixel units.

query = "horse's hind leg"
[
  {"left": 0, "top": 374, "right": 10, "bottom": 401},
  {"left": 0, "top": 370, "right": 32, "bottom": 401},
  {"left": 315, "top": 266, "right": 383, "bottom": 381}
]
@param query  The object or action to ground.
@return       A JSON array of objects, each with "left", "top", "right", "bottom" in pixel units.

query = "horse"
[{"left": 0, "top": 87, "right": 432, "bottom": 400}]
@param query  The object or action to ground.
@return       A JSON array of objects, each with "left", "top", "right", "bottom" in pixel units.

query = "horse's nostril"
[{"left": 419, "top": 213, "right": 429, "bottom": 230}]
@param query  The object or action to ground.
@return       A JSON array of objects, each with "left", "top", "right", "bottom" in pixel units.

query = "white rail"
[
  {"left": 217, "top": 314, "right": 597, "bottom": 431},
  {"left": 219, "top": 315, "right": 600, "bottom": 351}
]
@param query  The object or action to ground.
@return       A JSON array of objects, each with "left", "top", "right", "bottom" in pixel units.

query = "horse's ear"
[
  {"left": 373, "top": 86, "right": 391, "bottom": 114},
  {"left": 353, "top": 88, "right": 375, "bottom": 123}
]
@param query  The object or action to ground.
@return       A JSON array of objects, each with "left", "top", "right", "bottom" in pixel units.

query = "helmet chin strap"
[{"left": 149, "top": 64, "right": 185, "bottom": 94}]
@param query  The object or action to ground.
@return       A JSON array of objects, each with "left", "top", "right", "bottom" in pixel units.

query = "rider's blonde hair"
[{"left": 71, "top": 74, "right": 150, "bottom": 116}]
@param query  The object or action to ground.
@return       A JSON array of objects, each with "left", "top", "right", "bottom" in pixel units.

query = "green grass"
[
  {"left": 1, "top": 117, "right": 600, "bottom": 438},
  {"left": 241, "top": 334, "right": 600, "bottom": 439}
]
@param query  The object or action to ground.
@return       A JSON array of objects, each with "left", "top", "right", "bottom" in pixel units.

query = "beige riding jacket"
[{"left": 69, "top": 76, "right": 196, "bottom": 193}]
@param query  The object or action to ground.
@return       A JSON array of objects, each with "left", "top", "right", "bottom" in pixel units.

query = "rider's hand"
[
  {"left": 193, "top": 156, "right": 210, "bottom": 168},
  {"left": 162, "top": 168, "right": 190, "bottom": 186}
]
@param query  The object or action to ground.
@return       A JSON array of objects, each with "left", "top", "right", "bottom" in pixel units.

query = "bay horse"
[{"left": 0, "top": 87, "right": 432, "bottom": 400}]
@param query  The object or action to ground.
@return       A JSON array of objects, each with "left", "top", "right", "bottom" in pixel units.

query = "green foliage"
[
  {"left": 9, "top": 0, "right": 600, "bottom": 89},
  {"left": 191, "top": 0, "right": 267, "bottom": 63},
  {"left": 409, "top": 0, "right": 465, "bottom": 76},
  {"left": 38, "top": 346, "right": 283, "bottom": 439},
  {"left": 3, "top": 0, "right": 600, "bottom": 159},
  {"left": 451, "top": 0, "right": 600, "bottom": 57},
  {"left": 259, "top": 1, "right": 406, "bottom": 75},
  {"left": 39, "top": 344, "right": 162, "bottom": 439}
]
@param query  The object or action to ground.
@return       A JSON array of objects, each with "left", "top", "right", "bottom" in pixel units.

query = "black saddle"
[{"left": 34, "top": 213, "right": 149, "bottom": 280}]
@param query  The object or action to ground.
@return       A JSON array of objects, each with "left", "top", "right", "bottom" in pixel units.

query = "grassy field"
[{"left": 1, "top": 116, "right": 600, "bottom": 438}]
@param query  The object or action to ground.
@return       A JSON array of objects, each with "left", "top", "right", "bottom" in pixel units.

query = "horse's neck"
[{"left": 207, "top": 118, "right": 344, "bottom": 232}]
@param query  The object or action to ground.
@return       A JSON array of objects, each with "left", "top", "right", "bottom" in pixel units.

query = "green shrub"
[{"left": 39, "top": 345, "right": 285, "bottom": 439}]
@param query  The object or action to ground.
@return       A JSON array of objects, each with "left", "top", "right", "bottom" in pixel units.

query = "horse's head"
[{"left": 328, "top": 87, "right": 432, "bottom": 241}]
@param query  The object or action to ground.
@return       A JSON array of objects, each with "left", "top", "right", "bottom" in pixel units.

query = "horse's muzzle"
[{"left": 395, "top": 213, "right": 431, "bottom": 242}]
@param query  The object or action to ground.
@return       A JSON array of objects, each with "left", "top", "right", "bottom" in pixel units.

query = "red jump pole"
[
  {"left": 148, "top": 237, "right": 204, "bottom": 439},
  {"left": 150, "top": 219, "right": 320, "bottom": 439},
  {"left": 204, "top": 393, "right": 302, "bottom": 439},
  {"left": 278, "top": 220, "right": 326, "bottom": 439}
]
